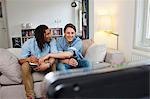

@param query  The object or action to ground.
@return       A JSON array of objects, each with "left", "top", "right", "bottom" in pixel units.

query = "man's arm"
[
  {"left": 59, "top": 59, "right": 70, "bottom": 64},
  {"left": 49, "top": 51, "right": 73, "bottom": 59},
  {"left": 47, "top": 57, "right": 55, "bottom": 65},
  {"left": 42, "top": 51, "right": 73, "bottom": 61},
  {"left": 18, "top": 58, "right": 30, "bottom": 65},
  {"left": 39, "top": 51, "right": 73, "bottom": 64},
  {"left": 18, "top": 39, "right": 33, "bottom": 65},
  {"left": 18, "top": 56, "right": 39, "bottom": 65},
  {"left": 34, "top": 57, "right": 55, "bottom": 72},
  {"left": 60, "top": 58, "right": 78, "bottom": 67}
]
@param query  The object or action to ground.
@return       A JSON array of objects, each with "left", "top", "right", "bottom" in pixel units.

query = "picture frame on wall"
[
  {"left": 51, "top": 28, "right": 63, "bottom": 36},
  {"left": 12, "top": 37, "right": 21, "bottom": 48}
]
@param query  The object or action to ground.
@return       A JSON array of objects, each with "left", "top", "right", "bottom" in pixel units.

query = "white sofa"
[
  {"left": 0, "top": 39, "right": 124, "bottom": 99},
  {"left": 0, "top": 48, "right": 45, "bottom": 99}
]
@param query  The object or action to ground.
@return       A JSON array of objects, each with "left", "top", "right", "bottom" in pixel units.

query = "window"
[{"left": 134, "top": 0, "right": 150, "bottom": 51}]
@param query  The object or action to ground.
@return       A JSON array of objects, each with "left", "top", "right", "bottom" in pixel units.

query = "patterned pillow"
[{"left": 0, "top": 48, "right": 22, "bottom": 84}]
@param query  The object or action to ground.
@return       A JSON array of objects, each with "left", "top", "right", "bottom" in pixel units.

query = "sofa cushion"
[
  {"left": 0, "top": 48, "right": 22, "bottom": 84},
  {"left": 0, "top": 82, "right": 42, "bottom": 99},
  {"left": 92, "top": 62, "right": 110, "bottom": 69},
  {"left": 105, "top": 49, "right": 125, "bottom": 64},
  {"left": 85, "top": 44, "right": 107, "bottom": 64},
  {"left": 0, "top": 84, "right": 26, "bottom": 99},
  {"left": 32, "top": 72, "right": 45, "bottom": 82}
]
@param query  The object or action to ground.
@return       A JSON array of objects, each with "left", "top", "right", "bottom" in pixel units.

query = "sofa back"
[
  {"left": 7, "top": 39, "right": 93, "bottom": 58},
  {"left": 82, "top": 39, "right": 94, "bottom": 57},
  {"left": 7, "top": 48, "right": 22, "bottom": 58}
]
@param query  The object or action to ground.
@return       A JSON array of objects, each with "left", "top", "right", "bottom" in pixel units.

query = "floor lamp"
[
  {"left": 99, "top": 15, "right": 119, "bottom": 50},
  {"left": 108, "top": 32, "right": 119, "bottom": 50}
]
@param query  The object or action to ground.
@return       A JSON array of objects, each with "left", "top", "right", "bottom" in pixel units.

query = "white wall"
[
  {"left": 6, "top": 0, "right": 74, "bottom": 47},
  {"left": 6, "top": 0, "right": 149, "bottom": 58},
  {"left": 94, "top": 0, "right": 136, "bottom": 59},
  {"left": 89, "top": 0, "right": 94, "bottom": 39}
]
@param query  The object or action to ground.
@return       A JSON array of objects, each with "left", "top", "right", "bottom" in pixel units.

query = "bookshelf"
[
  {"left": 21, "top": 29, "right": 35, "bottom": 44},
  {"left": 21, "top": 28, "right": 63, "bottom": 45}
]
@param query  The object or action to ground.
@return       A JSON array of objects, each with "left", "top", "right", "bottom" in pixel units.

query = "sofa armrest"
[{"left": 105, "top": 49, "right": 125, "bottom": 64}]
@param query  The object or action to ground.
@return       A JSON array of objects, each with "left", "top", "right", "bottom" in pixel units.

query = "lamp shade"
[{"left": 99, "top": 15, "right": 113, "bottom": 32}]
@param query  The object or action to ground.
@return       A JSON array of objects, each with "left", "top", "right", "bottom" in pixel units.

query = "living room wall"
[
  {"left": 5, "top": 0, "right": 149, "bottom": 58},
  {"left": 6, "top": 0, "right": 74, "bottom": 47},
  {"left": 93, "top": 0, "right": 150, "bottom": 59}
]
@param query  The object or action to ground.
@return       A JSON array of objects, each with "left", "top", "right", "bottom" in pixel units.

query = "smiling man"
[
  {"left": 18, "top": 25, "right": 57, "bottom": 99},
  {"left": 39, "top": 23, "right": 91, "bottom": 71}
]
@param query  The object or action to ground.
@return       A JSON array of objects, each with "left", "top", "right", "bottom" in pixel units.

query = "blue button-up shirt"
[
  {"left": 19, "top": 37, "right": 58, "bottom": 59},
  {"left": 56, "top": 36, "right": 83, "bottom": 60}
]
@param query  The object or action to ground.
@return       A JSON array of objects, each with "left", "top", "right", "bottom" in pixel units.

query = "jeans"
[{"left": 57, "top": 59, "right": 92, "bottom": 71}]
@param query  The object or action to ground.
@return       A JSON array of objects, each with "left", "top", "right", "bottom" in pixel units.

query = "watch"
[{"left": 47, "top": 63, "right": 51, "bottom": 68}]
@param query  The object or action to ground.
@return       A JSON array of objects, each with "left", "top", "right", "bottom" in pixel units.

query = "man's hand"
[
  {"left": 68, "top": 58, "right": 78, "bottom": 67},
  {"left": 38, "top": 57, "right": 45, "bottom": 65},
  {"left": 39, "top": 54, "right": 51, "bottom": 64},
  {"left": 33, "top": 63, "right": 49, "bottom": 71},
  {"left": 29, "top": 56, "right": 39, "bottom": 64}
]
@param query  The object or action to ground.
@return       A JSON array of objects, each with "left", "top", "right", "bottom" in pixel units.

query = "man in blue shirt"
[
  {"left": 39, "top": 23, "right": 91, "bottom": 71},
  {"left": 18, "top": 25, "right": 57, "bottom": 99}
]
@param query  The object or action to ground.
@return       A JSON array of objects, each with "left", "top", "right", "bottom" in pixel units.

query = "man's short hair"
[{"left": 64, "top": 23, "right": 76, "bottom": 33}]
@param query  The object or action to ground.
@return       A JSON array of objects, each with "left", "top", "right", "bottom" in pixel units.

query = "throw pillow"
[
  {"left": 0, "top": 48, "right": 22, "bottom": 84},
  {"left": 84, "top": 44, "right": 107, "bottom": 64}
]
